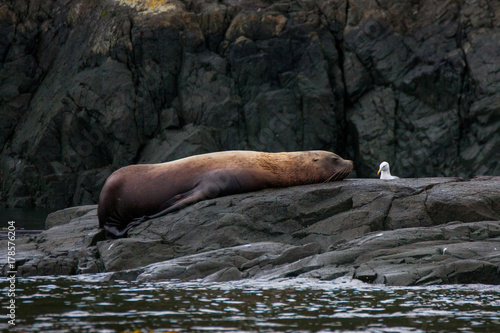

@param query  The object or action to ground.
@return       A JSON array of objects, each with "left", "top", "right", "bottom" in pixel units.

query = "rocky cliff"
[
  {"left": 1, "top": 0, "right": 499, "bottom": 210},
  {"left": 2, "top": 177, "right": 500, "bottom": 286}
]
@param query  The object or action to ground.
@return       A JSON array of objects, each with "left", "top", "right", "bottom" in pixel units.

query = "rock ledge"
[{"left": 2, "top": 177, "right": 499, "bottom": 286}]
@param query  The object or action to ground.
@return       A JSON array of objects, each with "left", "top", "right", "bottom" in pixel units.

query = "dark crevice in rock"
[
  {"left": 456, "top": 34, "right": 470, "bottom": 172},
  {"left": 176, "top": 50, "right": 187, "bottom": 128},
  {"left": 393, "top": 90, "right": 399, "bottom": 161},
  {"left": 127, "top": 15, "right": 136, "bottom": 76},
  {"left": 380, "top": 195, "right": 395, "bottom": 231},
  {"left": 283, "top": 265, "right": 322, "bottom": 278},
  {"left": 344, "top": 0, "right": 350, "bottom": 30},
  {"left": 334, "top": 32, "right": 350, "bottom": 159},
  {"left": 131, "top": 142, "right": 147, "bottom": 165}
]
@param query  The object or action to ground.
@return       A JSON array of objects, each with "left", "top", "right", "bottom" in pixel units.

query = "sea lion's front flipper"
[
  {"left": 128, "top": 188, "right": 206, "bottom": 229},
  {"left": 125, "top": 177, "right": 231, "bottom": 234},
  {"left": 145, "top": 189, "right": 206, "bottom": 220}
]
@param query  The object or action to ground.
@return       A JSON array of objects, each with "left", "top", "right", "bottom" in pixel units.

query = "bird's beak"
[{"left": 377, "top": 170, "right": 381, "bottom": 175}]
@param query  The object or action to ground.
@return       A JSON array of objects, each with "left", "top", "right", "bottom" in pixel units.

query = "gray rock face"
[
  {"left": 1, "top": 0, "right": 500, "bottom": 210},
  {"left": 45, "top": 205, "right": 97, "bottom": 229},
  {"left": 2, "top": 178, "right": 499, "bottom": 286}
]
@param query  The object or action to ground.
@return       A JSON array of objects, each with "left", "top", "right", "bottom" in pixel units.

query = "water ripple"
[{"left": 1, "top": 277, "right": 499, "bottom": 332}]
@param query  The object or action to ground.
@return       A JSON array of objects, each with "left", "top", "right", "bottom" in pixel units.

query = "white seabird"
[{"left": 377, "top": 161, "right": 399, "bottom": 180}]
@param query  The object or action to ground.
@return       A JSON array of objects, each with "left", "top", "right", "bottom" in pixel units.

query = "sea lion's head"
[{"left": 309, "top": 151, "right": 354, "bottom": 182}]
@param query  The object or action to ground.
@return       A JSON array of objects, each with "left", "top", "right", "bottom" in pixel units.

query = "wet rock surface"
[
  {"left": 2, "top": 177, "right": 500, "bottom": 286},
  {"left": 1, "top": 0, "right": 500, "bottom": 210}
]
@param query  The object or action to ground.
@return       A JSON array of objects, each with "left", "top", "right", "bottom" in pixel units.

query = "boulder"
[{"left": 45, "top": 205, "right": 97, "bottom": 229}]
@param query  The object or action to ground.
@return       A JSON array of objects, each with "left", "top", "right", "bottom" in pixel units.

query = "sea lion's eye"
[
  {"left": 332, "top": 157, "right": 338, "bottom": 162},
  {"left": 313, "top": 158, "right": 319, "bottom": 162}
]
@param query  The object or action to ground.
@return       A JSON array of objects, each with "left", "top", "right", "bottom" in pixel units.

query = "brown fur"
[{"left": 98, "top": 150, "right": 353, "bottom": 238}]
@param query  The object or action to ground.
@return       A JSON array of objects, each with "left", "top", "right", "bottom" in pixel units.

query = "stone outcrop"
[
  {"left": 2, "top": 177, "right": 499, "bottom": 286},
  {"left": 1, "top": 0, "right": 500, "bottom": 210}
]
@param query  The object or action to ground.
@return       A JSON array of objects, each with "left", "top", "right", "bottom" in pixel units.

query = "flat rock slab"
[{"left": 2, "top": 178, "right": 500, "bottom": 286}]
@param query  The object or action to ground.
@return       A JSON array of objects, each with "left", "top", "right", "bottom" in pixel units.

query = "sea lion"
[{"left": 98, "top": 150, "right": 353, "bottom": 238}]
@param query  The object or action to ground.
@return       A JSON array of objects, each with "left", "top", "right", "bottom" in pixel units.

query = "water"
[
  {"left": 0, "top": 208, "right": 49, "bottom": 230},
  {"left": 1, "top": 277, "right": 499, "bottom": 332}
]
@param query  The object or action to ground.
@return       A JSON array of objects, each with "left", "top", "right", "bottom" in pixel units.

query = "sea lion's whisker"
[
  {"left": 325, "top": 169, "right": 346, "bottom": 183},
  {"left": 328, "top": 167, "right": 350, "bottom": 182},
  {"left": 324, "top": 173, "right": 336, "bottom": 183}
]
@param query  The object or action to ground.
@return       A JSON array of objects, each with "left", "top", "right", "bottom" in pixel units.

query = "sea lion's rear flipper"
[
  {"left": 103, "top": 225, "right": 129, "bottom": 238},
  {"left": 102, "top": 215, "right": 132, "bottom": 238}
]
